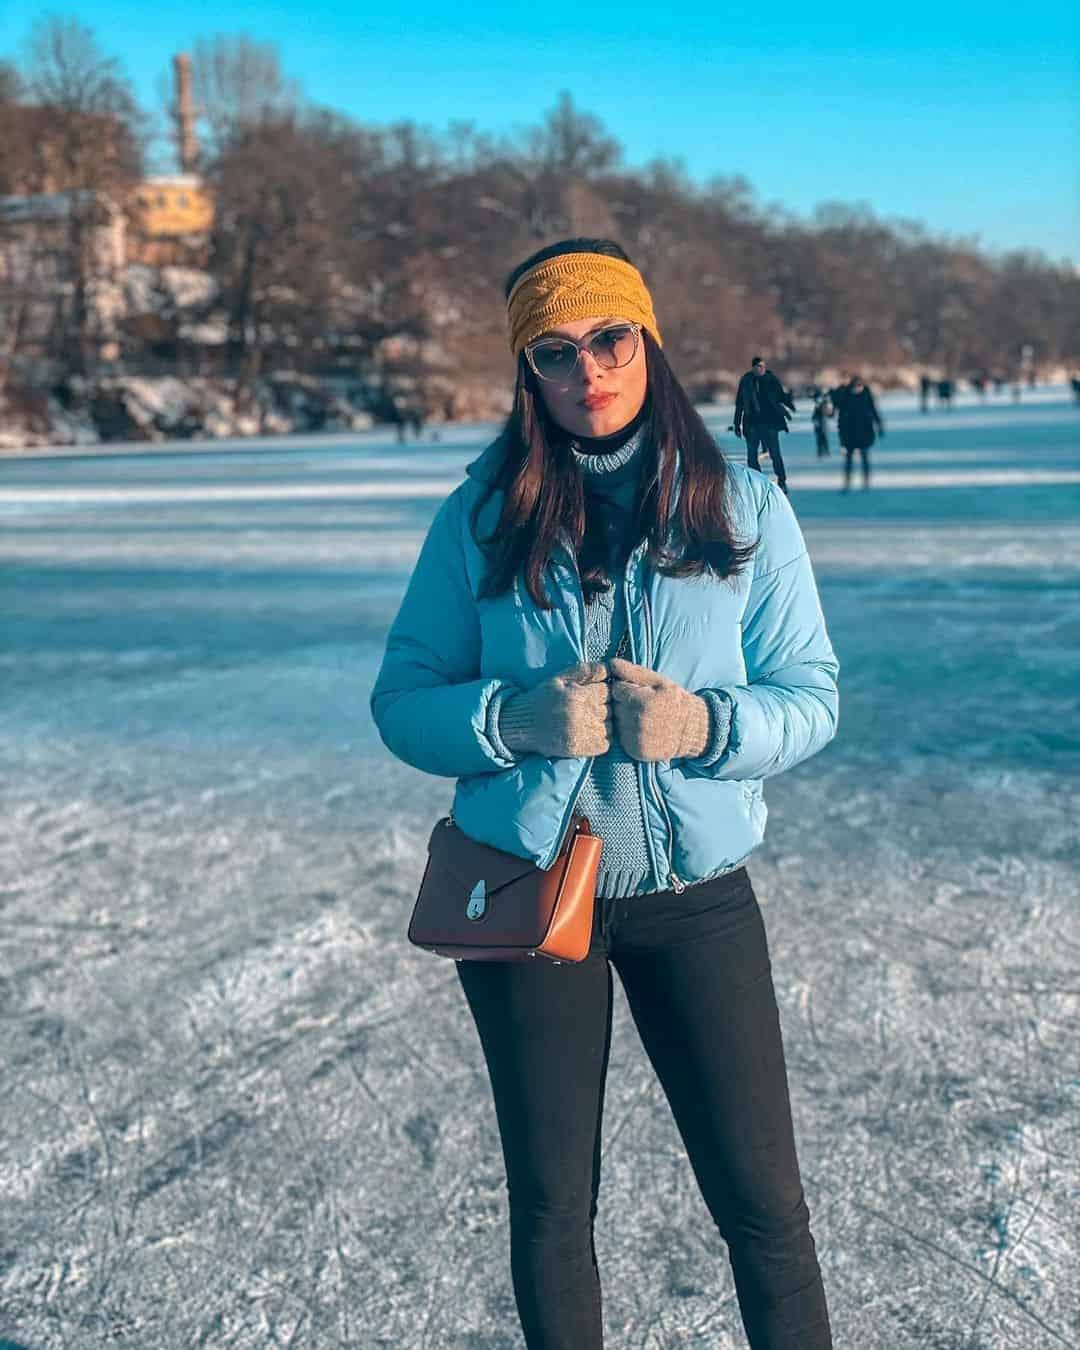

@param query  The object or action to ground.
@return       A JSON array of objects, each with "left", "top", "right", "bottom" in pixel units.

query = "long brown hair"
[{"left": 471, "top": 238, "right": 756, "bottom": 609}]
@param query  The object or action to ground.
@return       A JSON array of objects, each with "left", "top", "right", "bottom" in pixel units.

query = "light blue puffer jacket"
[{"left": 370, "top": 436, "right": 839, "bottom": 891}]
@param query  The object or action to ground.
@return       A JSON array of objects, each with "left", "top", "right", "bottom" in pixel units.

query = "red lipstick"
[{"left": 581, "top": 393, "right": 617, "bottom": 410}]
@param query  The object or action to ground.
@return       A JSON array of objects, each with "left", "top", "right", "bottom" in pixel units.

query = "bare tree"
[
  {"left": 526, "top": 92, "right": 621, "bottom": 177},
  {"left": 190, "top": 35, "right": 301, "bottom": 160},
  {"left": 5, "top": 43, "right": 1080, "bottom": 425},
  {"left": 0, "top": 61, "right": 28, "bottom": 195},
  {"left": 207, "top": 110, "right": 358, "bottom": 399},
  {"left": 17, "top": 16, "right": 143, "bottom": 375},
  {"left": 0, "top": 60, "right": 21, "bottom": 103},
  {"left": 25, "top": 16, "right": 135, "bottom": 113}
]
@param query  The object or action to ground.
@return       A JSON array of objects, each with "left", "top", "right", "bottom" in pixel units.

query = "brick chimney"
[{"left": 173, "top": 53, "right": 199, "bottom": 174}]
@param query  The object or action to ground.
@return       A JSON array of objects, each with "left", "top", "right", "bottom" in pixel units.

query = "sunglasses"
[{"left": 524, "top": 322, "right": 641, "bottom": 383}]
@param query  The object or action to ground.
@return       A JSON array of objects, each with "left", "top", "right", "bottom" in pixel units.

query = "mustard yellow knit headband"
[{"left": 507, "top": 252, "right": 662, "bottom": 358}]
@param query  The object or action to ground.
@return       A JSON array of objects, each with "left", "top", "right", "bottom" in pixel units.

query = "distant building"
[
  {"left": 123, "top": 51, "right": 215, "bottom": 266},
  {"left": 0, "top": 188, "right": 127, "bottom": 279},
  {"left": 2, "top": 51, "right": 214, "bottom": 272},
  {"left": 130, "top": 176, "right": 214, "bottom": 236},
  {"left": 0, "top": 188, "right": 129, "bottom": 367},
  {"left": 1, "top": 173, "right": 217, "bottom": 275},
  {"left": 0, "top": 52, "right": 218, "bottom": 374},
  {"left": 127, "top": 175, "right": 214, "bottom": 266}
]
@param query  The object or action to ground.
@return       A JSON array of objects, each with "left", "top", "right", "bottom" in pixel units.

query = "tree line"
[{"left": 1, "top": 20, "right": 1076, "bottom": 419}]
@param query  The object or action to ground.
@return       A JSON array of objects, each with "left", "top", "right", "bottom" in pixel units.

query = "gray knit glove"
[
  {"left": 609, "top": 658, "right": 710, "bottom": 762},
  {"left": 499, "top": 662, "right": 612, "bottom": 758}
]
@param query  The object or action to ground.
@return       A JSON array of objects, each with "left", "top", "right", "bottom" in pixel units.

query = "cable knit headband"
[{"left": 507, "top": 252, "right": 662, "bottom": 358}]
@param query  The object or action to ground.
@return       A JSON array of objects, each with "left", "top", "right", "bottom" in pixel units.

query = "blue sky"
[{"left": 3, "top": 0, "right": 1077, "bottom": 260}]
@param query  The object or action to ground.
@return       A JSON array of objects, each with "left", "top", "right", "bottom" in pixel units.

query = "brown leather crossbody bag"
[{"left": 408, "top": 815, "right": 602, "bottom": 963}]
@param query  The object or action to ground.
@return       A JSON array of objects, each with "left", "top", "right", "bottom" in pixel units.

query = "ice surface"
[{"left": 1, "top": 389, "right": 1078, "bottom": 1348}]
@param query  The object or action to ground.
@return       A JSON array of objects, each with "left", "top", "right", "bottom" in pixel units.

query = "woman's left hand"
[{"left": 608, "top": 658, "right": 711, "bottom": 762}]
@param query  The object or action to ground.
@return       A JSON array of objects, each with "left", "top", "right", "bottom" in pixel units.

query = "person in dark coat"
[
  {"left": 810, "top": 388, "right": 832, "bottom": 457},
  {"left": 733, "top": 355, "right": 795, "bottom": 495},
  {"left": 828, "top": 372, "right": 851, "bottom": 417},
  {"left": 919, "top": 374, "right": 933, "bottom": 412},
  {"left": 837, "top": 374, "right": 884, "bottom": 491}
]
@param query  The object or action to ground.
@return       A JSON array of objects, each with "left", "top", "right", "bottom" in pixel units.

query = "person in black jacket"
[
  {"left": 733, "top": 355, "right": 795, "bottom": 495},
  {"left": 837, "top": 374, "right": 884, "bottom": 491},
  {"left": 828, "top": 371, "right": 851, "bottom": 415}
]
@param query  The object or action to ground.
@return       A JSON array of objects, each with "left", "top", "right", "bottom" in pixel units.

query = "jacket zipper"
[
  {"left": 623, "top": 565, "right": 684, "bottom": 894},
  {"left": 640, "top": 585, "right": 685, "bottom": 893},
  {"left": 543, "top": 545, "right": 593, "bottom": 869}
]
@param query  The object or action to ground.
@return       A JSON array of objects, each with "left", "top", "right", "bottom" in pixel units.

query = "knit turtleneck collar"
[
  {"left": 569, "top": 403, "right": 650, "bottom": 481},
  {"left": 572, "top": 424, "right": 648, "bottom": 484}
]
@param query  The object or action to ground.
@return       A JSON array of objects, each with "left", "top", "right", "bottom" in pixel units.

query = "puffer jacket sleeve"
[
  {"left": 733, "top": 375, "right": 747, "bottom": 434},
  {"left": 688, "top": 481, "right": 839, "bottom": 780},
  {"left": 369, "top": 486, "right": 519, "bottom": 779}
]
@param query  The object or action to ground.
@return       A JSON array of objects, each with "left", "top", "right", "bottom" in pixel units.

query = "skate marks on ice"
[
  {"left": 762, "top": 760, "right": 1080, "bottom": 1350},
  {"left": 0, "top": 750, "right": 513, "bottom": 1348},
  {"left": 3, "top": 746, "right": 1077, "bottom": 1348}
]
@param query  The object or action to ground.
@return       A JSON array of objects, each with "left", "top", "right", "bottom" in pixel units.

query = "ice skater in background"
[
  {"left": 371, "top": 238, "right": 838, "bottom": 1350},
  {"left": 828, "top": 371, "right": 851, "bottom": 418},
  {"left": 837, "top": 374, "right": 884, "bottom": 492},
  {"left": 733, "top": 354, "right": 796, "bottom": 495},
  {"left": 811, "top": 388, "right": 833, "bottom": 457}
]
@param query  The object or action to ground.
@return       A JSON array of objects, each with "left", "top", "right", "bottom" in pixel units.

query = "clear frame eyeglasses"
[{"left": 524, "top": 322, "right": 641, "bottom": 383}]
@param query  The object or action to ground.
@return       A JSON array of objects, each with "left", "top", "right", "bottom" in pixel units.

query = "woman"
[
  {"left": 837, "top": 374, "right": 884, "bottom": 491},
  {"left": 370, "top": 239, "right": 839, "bottom": 1350}
]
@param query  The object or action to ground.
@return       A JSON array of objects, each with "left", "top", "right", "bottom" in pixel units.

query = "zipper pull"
[{"left": 669, "top": 872, "right": 686, "bottom": 894}]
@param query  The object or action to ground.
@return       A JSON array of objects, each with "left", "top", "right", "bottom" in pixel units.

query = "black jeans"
[
  {"left": 456, "top": 868, "right": 832, "bottom": 1350},
  {"left": 745, "top": 427, "right": 787, "bottom": 488},
  {"left": 842, "top": 444, "right": 871, "bottom": 487}
]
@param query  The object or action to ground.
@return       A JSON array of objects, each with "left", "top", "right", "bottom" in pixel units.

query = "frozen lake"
[{"left": 2, "top": 388, "right": 1079, "bottom": 1348}]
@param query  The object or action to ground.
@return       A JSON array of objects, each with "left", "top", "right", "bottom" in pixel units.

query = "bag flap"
[{"left": 427, "top": 819, "right": 540, "bottom": 897}]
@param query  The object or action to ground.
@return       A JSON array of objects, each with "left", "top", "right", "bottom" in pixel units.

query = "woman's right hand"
[{"left": 499, "top": 663, "right": 612, "bottom": 758}]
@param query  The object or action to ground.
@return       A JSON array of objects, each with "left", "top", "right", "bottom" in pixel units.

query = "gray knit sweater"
[{"left": 487, "top": 426, "right": 732, "bottom": 896}]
